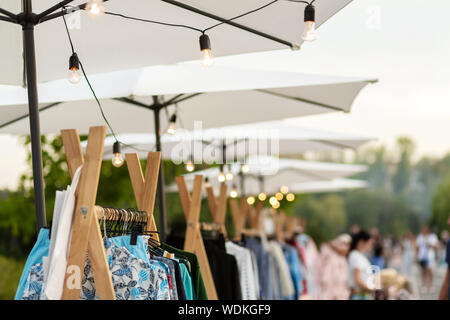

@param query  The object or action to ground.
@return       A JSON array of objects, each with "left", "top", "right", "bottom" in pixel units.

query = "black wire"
[
  {"left": 203, "top": 0, "right": 280, "bottom": 33},
  {"left": 104, "top": 11, "right": 204, "bottom": 34},
  {"left": 284, "top": 0, "right": 311, "bottom": 4}
]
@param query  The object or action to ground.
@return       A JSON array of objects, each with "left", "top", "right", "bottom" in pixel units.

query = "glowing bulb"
[
  {"left": 230, "top": 186, "right": 238, "bottom": 198},
  {"left": 269, "top": 196, "right": 278, "bottom": 206},
  {"left": 302, "top": 21, "right": 316, "bottom": 41},
  {"left": 241, "top": 164, "right": 249, "bottom": 173},
  {"left": 225, "top": 172, "right": 233, "bottom": 181},
  {"left": 273, "top": 202, "right": 280, "bottom": 209},
  {"left": 280, "top": 185, "right": 289, "bottom": 194},
  {"left": 258, "top": 192, "right": 267, "bottom": 201},
  {"left": 167, "top": 114, "right": 177, "bottom": 134},
  {"left": 86, "top": 0, "right": 105, "bottom": 17},
  {"left": 275, "top": 192, "right": 284, "bottom": 201},
  {"left": 199, "top": 34, "right": 214, "bottom": 67},
  {"left": 185, "top": 160, "right": 194, "bottom": 172},
  {"left": 286, "top": 193, "right": 295, "bottom": 202},
  {"left": 247, "top": 196, "right": 255, "bottom": 205},
  {"left": 68, "top": 68, "right": 81, "bottom": 84},
  {"left": 218, "top": 172, "right": 226, "bottom": 183},
  {"left": 112, "top": 153, "right": 123, "bottom": 167},
  {"left": 201, "top": 49, "right": 214, "bottom": 67},
  {"left": 302, "top": 4, "right": 316, "bottom": 42},
  {"left": 112, "top": 141, "right": 124, "bottom": 167}
]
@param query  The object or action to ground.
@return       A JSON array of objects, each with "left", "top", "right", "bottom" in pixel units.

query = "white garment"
[
  {"left": 225, "top": 241, "right": 258, "bottom": 300},
  {"left": 43, "top": 166, "right": 83, "bottom": 300},
  {"left": 417, "top": 233, "right": 438, "bottom": 264},
  {"left": 267, "top": 241, "right": 295, "bottom": 299},
  {"left": 348, "top": 250, "right": 371, "bottom": 291}
]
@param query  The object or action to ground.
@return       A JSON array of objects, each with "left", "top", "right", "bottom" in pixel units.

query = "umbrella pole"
[
  {"left": 22, "top": 0, "right": 47, "bottom": 232},
  {"left": 153, "top": 104, "right": 167, "bottom": 241}
]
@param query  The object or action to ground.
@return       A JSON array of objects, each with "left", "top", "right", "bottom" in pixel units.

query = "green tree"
[
  {"left": 430, "top": 175, "right": 450, "bottom": 234},
  {"left": 392, "top": 137, "right": 415, "bottom": 194}
]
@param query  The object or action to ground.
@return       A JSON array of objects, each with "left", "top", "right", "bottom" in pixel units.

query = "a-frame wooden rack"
[
  {"left": 60, "top": 126, "right": 161, "bottom": 300},
  {"left": 175, "top": 175, "right": 219, "bottom": 300}
]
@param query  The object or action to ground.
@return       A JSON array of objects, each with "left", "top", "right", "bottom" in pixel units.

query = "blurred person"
[
  {"left": 371, "top": 244, "right": 385, "bottom": 270},
  {"left": 348, "top": 230, "right": 374, "bottom": 300},
  {"left": 320, "top": 234, "right": 352, "bottom": 300},
  {"left": 439, "top": 230, "right": 449, "bottom": 265},
  {"left": 416, "top": 225, "right": 439, "bottom": 294},
  {"left": 349, "top": 224, "right": 360, "bottom": 237},
  {"left": 438, "top": 216, "right": 450, "bottom": 300},
  {"left": 400, "top": 231, "right": 416, "bottom": 280}
]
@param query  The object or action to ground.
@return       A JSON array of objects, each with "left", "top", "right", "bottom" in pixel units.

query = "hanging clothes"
[
  {"left": 15, "top": 228, "right": 50, "bottom": 300},
  {"left": 281, "top": 243, "right": 304, "bottom": 299},
  {"left": 225, "top": 241, "right": 258, "bottom": 300},
  {"left": 267, "top": 241, "right": 296, "bottom": 300},
  {"left": 160, "top": 242, "right": 208, "bottom": 300}
]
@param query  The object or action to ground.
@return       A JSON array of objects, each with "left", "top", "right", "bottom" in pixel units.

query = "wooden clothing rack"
[
  {"left": 205, "top": 183, "right": 228, "bottom": 238},
  {"left": 229, "top": 197, "right": 249, "bottom": 241},
  {"left": 175, "top": 175, "right": 219, "bottom": 300},
  {"left": 60, "top": 126, "right": 161, "bottom": 300}
]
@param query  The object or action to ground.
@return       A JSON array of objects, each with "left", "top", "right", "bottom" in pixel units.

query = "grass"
[{"left": 0, "top": 255, "right": 25, "bottom": 300}]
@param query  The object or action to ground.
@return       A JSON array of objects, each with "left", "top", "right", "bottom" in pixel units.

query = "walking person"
[
  {"left": 348, "top": 230, "right": 374, "bottom": 300},
  {"left": 438, "top": 216, "right": 450, "bottom": 300},
  {"left": 416, "top": 225, "right": 439, "bottom": 294}
]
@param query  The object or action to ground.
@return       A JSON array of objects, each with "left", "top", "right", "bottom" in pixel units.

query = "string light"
[
  {"left": 272, "top": 201, "right": 280, "bottom": 209},
  {"left": 185, "top": 159, "right": 194, "bottom": 172},
  {"left": 241, "top": 163, "right": 249, "bottom": 173},
  {"left": 269, "top": 196, "right": 278, "bottom": 206},
  {"left": 286, "top": 193, "right": 295, "bottom": 202},
  {"left": 302, "top": 3, "right": 316, "bottom": 41},
  {"left": 247, "top": 196, "right": 255, "bottom": 205},
  {"left": 68, "top": 53, "right": 81, "bottom": 84},
  {"left": 86, "top": 0, "right": 105, "bottom": 17},
  {"left": 167, "top": 114, "right": 177, "bottom": 134},
  {"left": 199, "top": 34, "right": 214, "bottom": 67},
  {"left": 225, "top": 170, "right": 234, "bottom": 181},
  {"left": 280, "top": 185, "right": 289, "bottom": 194},
  {"left": 112, "top": 141, "right": 124, "bottom": 167},
  {"left": 230, "top": 185, "right": 238, "bottom": 198},
  {"left": 218, "top": 171, "right": 226, "bottom": 183},
  {"left": 275, "top": 192, "right": 284, "bottom": 201},
  {"left": 258, "top": 192, "right": 267, "bottom": 201}
]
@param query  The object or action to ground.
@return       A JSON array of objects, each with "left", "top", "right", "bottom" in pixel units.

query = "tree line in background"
[{"left": 1, "top": 135, "right": 450, "bottom": 260}]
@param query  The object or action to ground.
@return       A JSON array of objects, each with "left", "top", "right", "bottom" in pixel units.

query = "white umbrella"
[
  {"left": 92, "top": 120, "right": 374, "bottom": 162},
  {"left": 289, "top": 178, "right": 368, "bottom": 194},
  {"left": 0, "top": 0, "right": 356, "bottom": 231},
  {"left": 166, "top": 155, "right": 367, "bottom": 196}
]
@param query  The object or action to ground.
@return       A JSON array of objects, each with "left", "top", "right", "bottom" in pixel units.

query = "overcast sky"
[{"left": 1, "top": 0, "right": 450, "bottom": 190}]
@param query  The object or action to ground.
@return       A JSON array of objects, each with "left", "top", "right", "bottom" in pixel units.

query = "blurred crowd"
[{"left": 318, "top": 217, "right": 450, "bottom": 300}]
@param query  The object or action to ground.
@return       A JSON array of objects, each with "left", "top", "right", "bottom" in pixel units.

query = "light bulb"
[
  {"left": 201, "top": 49, "right": 214, "bottom": 67},
  {"left": 225, "top": 172, "right": 233, "bottom": 181},
  {"left": 112, "top": 153, "right": 124, "bottom": 167},
  {"left": 68, "top": 52, "right": 81, "bottom": 84},
  {"left": 269, "top": 196, "right": 278, "bottom": 206},
  {"left": 302, "top": 21, "right": 316, "bottom": 41},
  {"left": 68, "top": 69, "right": 81, "bottom": 84},
  {"left": 302, "top": 4, "right": 316, "bottom": 42},
  {"left": 247, "top": 196, "right": 255, "bottom": 205},
  {"left": 199, "top": 34, "right": 214, "bottom": 67},
  {"left": 230, "top": 186, "right": 238, "bottom": 198},
  {"left": 185, "top": 160, "right": 194, "bottom": 172},
  {"left": 112, "top": 141, "right": 124, "bottom": 167},
  {"left": 286, "top": 193, "right": 295, "bottom": 202},
  {"left": 86, "top": 0, "right": 105, "bottom": 17},
  {"left": 273, "top": 202, "right": 280, "bottom": 209},
  {"left": 280, "top": 185, "right": 289, "bottom": 194},
  {"left": 258, "top": 192, "right": 267, "bottom": 201},
  {"left": 241, "top": 164, "right": 249, "bottom": 173},
  {"left": 167, "top": 114, "right": 177, "bottom": 134},
  {"left": 275, "top": 192, "right": 284, "bottom": 201},
  {"left": 218, "top": 172, "right": 226, "bottom": 183}
]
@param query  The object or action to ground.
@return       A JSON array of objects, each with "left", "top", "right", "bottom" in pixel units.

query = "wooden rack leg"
[
  {"left": 230, "top": 197, "right": 249, "bottom": 241},
  {"left": 205, "top": 184, "right": 228, "bottom": 237},
  {"left": 176, "top": 176, "right": 218, "bottom": 300},
  {"left": 61, "top": 127, "right": 115, "bottom": 300},
  {"left": 125, "top": 152, "right": 161, "bottom": 242}
]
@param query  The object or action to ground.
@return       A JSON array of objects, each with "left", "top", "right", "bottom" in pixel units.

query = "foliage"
[
  {"left": 0, "top": 255, "right": 24, "bottom": 299},
  {"left": 430, "top": 175, "right": 450, "bottom": 234}
]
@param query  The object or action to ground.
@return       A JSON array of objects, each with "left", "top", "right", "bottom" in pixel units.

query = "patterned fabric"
[
  {"left": 81, "top": 239, "right": 171, "bottom": 300},
  {"left": 21, "top": 263, "right": 45, "bottom": 300}
]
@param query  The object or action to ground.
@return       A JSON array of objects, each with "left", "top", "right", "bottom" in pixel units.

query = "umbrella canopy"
[
  {"left": 166, "top": 156, "right": 367, "bottom": 196},
  {"left": 289, "top": 178, "right": 368, "bottom": 194},
  {"left": 0, "top": 65, "right": 375, "bottom": 134},
  {"left": 1, "top": 0, "right": 354, "bottom": 85},
  {"left": 91, "top": 120, "right": 374, "bottom": 162}
]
